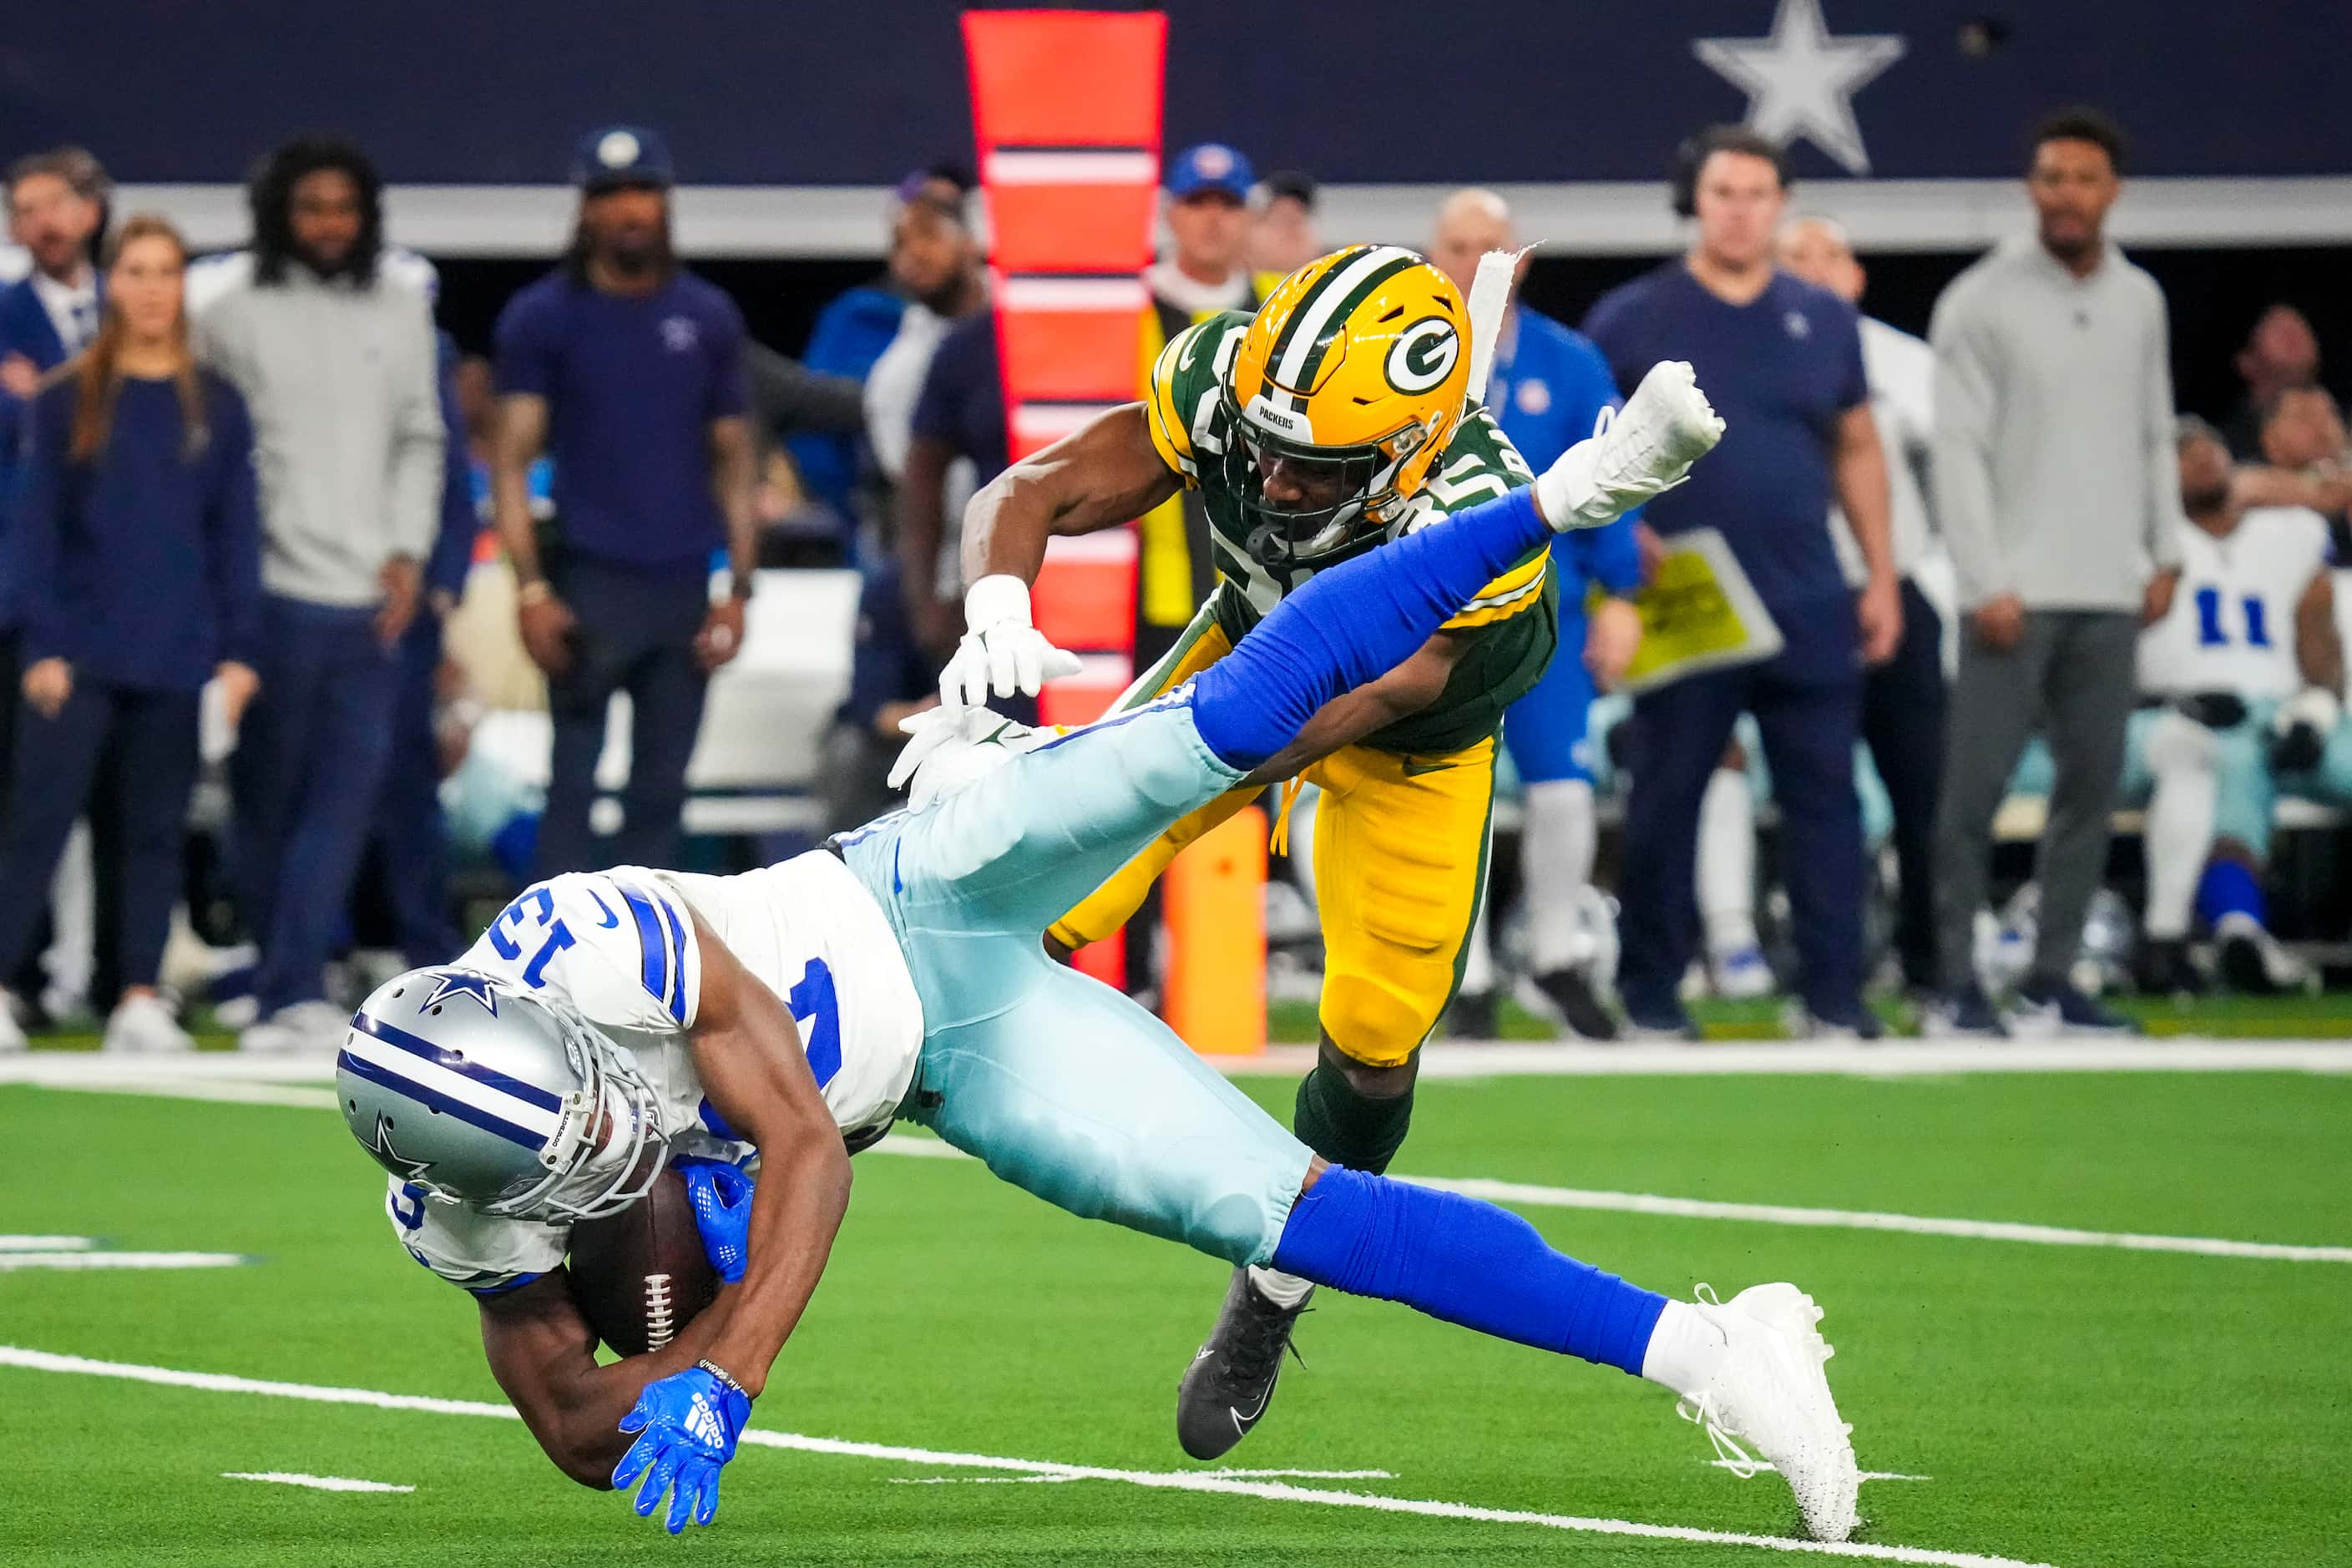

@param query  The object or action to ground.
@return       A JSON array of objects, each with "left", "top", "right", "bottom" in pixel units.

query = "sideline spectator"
[
  {"left": 898, "top": 306, "right": 1008, "bottom": 665},
  {"left": 191, "top": 137, "right": 443, "bottom": 1054},
  {"left": 2253, "top": 385, "right": 2351, "bottom": 556},
  {"left": 356, "top": 326, "right": 480, "bottom": 971},
  {"left": 493, "top": 125, "right": 756, "bottom": 876},
  {"left": 1430, "top": 187, "right": 1641, "bottom": 1039},
  {"left": 1778, "top": 214, "right": 1947, "bottom": 999},
  {"left": 790, "top": 164, "right": 974, "bottom": 524},
  {"left": 869, "top": 181, "right": 989, "bottom": 640},
  {"left": 0, "top": 216, "right": 260, "bottom": 1054},
  {"left": 1583, "top": 125, "right": 1899, "bottom": 1039},
  {"left": 2222, "top": 305, "right": 2320, "bottom": 461},
  {"left": 2130, "top": 419, "right": 2344, "bottom": 997},
  {"left": 1927, "top": 109, "right": 2182, "bottom": 1038},
  {"left": 1248, "top": 168, "right": 1323, "bottom": 285},
  {"left": 1137, "top": 143, "right": 1262, "bottom": 675},
  {"left": 0, "top": 149, "right": 110, "bottom": 786}
]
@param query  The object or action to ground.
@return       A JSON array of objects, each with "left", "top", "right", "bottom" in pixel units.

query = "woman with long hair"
[{"left": 0, "top": 214, "right": 261, "bottom": 1052}]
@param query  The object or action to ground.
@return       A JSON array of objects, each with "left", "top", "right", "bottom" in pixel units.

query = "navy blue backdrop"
[{"left": 1, "top": 3, "right": 2330, "bottom": 185}]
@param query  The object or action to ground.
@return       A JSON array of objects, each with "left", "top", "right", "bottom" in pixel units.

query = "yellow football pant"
[{"left": 1047, "top": 613, "right": 1494, "bottom": 1068}]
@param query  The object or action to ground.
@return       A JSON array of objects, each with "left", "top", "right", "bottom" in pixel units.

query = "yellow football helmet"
[{"left": 1221, "top": 245, "right": 1471, "bottom": 566}]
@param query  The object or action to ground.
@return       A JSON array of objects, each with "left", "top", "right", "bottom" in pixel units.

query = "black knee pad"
[{"left": 1292, "top": 1057, "right": 1416, "bottom": 1175}]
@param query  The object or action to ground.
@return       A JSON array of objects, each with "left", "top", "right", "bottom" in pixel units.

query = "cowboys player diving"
[
  {"left": 338, "top": 336, "right": 1866, "bottom": 1545},
  {"left": 943, "top": 246, "right": 1572, "bottom": 1450}
]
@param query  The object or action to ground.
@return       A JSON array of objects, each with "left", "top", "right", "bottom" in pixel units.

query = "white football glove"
[
  {"left": 886, "top": 704, "right": 1051, "bottom": 810},
  {"left": 938, "top": 574, "right": 1085, "bottom": 708},
  {"left": 1534, "top": 360, "right": 1725, "bottom": 531}
]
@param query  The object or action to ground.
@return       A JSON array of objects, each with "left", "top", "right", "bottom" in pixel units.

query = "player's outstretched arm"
[
  {"left": 677, "top": 908, "right": 854, "bottom": 1395},
  {"left": 945, "top": 404, "right": 1185, "bottom": 706},
  {"left": 478, "top": 1270, "right": 736, "bottom": 1489}
]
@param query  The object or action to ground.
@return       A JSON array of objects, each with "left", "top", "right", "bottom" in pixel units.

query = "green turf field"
[{"left": 4, "top": 1066, "right": 2349, "bottom": 1568}]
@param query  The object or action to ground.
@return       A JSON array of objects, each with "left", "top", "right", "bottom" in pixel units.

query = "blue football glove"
[
  {"left": 614, "top": 1365, "right": 751, "bottom": 1534},
  {"left": 674, "top": 1156, "right": 754, "bottom": 1285}
]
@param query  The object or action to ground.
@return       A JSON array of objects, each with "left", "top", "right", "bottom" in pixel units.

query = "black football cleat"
[
  {"left": 1176, "top": 1267, "right": 1313, "bottom": 1460},
  {"left": 1530, "top": 967, "right": 1620, "bottom": 1040}
]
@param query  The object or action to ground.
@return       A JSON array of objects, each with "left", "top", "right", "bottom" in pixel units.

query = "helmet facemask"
[
  {"left": 479, "top": 998, "right": 668, "bottom": 1222},
  {"left": 1223, "top": 386, "right": 1430, "bottom": 569}
]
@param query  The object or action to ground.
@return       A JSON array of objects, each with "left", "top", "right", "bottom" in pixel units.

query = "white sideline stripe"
[
  {"left": 0, "top": 1346, "right": 2054, "bottom": 1568},
  {"left": 1405, "top": 1176, "right": 2352, "bottom": 1265},
  {"left": 0, "top": 1235, "right": 93, "bottom": 1251},
  {"left": 864, "top": 1136, "right": 2352, "bottom": 1266},
  {"left": 222, "top": 1471, "right": 413, "bottom": 1494},
  {"left": 0, "top": 1251, "right": 246, "bottom": 1272},
  {"left": 1703, "top": 1461, "right": 1931, "bottom": 1482},
  {"left": 6, "top": 1076, "right": 2340, "bottom": 1267},
  {"left": 1237, "top": 1039, "right": 2352, "bottom": 1079}
]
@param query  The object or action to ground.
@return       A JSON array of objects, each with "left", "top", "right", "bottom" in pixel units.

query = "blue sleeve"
[
  {"left": 706, "top": 294, "right": 749, "bottom": 422},
  {"left": 424, "top": 341, "right": 477, "bottom": 601},
  {"left": 492, "top": 287, "right": 559, "bottom": 400},
  {"left": 839, "top": 559, "right": 925, "bottom": 729},
  {"left": 13, "top": 387, "right": 68, "bottom": 665},
  {"left": 203, "top": 384, "right": 264, "bottom": 669}
]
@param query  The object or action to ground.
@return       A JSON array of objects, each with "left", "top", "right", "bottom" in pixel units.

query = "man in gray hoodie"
[
  {"left": 1926, "top": 109, "right": 2183, "bottom": 1039},
  {"left": 190, "top": 135, "right": 444, "bottom": 1053}
]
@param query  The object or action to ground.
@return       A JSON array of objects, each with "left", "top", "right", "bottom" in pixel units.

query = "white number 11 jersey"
[{"left": 2138, "top": 507, "right": 2330, "bottom": 701}]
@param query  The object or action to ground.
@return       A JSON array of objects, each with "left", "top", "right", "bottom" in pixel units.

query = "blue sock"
[
  {"left": 2195, "top": 859, "right": 2267, "bottom": 929},
  {"left": 1191, "top": 486, "right": 1550, "bottom": 770},
  {"left": 1270, "top": 1166, "right": 1667, "bottom": 1376}
]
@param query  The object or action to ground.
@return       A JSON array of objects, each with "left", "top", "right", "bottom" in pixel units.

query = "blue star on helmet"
[
  {"left": 367, "top": 1114, "right": 435, "bottom": 1181},
  {"left": 425, "top": 970, "right": 501, "bottom": 1017}
]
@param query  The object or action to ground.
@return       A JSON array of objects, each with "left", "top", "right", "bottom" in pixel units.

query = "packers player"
[{"left": 943, "top": 246, "right": 1560, "bottom": 1457}]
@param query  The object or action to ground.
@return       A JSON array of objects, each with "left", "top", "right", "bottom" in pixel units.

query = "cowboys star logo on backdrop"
[{"left": 1693, "top": 0, "right": 1906, "bottom": 175}]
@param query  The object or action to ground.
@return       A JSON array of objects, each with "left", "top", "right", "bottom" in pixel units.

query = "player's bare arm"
[
  {"left": 2295, "top": 568, "right": 2343, "bottom": 695},
  {"left": 677, "top": 908, "right": 853, "bottom": 1397},
  {"left": 960, "top": 402, "right": 1185, "bottom": 588},
  {"left": 1831, "top": 402, "right": 1902, "bottom": 665},
  {"left": 478, "top": 1268, "right": 736, "bottom": 1488}
]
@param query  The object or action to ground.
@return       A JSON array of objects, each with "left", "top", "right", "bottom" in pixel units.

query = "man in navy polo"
[
  {"left": 1582, "top": 126, "right": 1899, "bottom": 1039},
  {"left": 491, "top": 126, "right": 758, "bottom": 875}
]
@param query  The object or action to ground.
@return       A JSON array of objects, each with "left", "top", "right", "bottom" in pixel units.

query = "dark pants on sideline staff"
[
  {"left": 535, "top": 555, "right": 711, "bottom": 877},
  {"left": 235, "top": 595, "right": 398, "bottom": 1015},
  {"left": 362, "top": 613, "right": 460, "bottom": 965},
  {"left": 0, "top": 680, "right": 200, "bottom": 994},
  {"left": 1617, "top": 611, "right": 1868, "bottom": 1021},
  {"left": 1933, "top": 609, "right": 2137, "bottom": 992},
  {"left": 1859, "top": 578, "right": 1947, "bottom": 991}
]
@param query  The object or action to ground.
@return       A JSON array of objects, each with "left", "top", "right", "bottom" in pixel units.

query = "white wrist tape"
[{"left": 964, "top": 574, "right": 1034, "bottom": 632}]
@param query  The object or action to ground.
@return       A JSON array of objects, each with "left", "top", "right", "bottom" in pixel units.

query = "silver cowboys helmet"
[{"left": 336, "top": 967, "right": 668, "bottom": 1222}]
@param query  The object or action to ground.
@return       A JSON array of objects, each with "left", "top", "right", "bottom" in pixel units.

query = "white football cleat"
[
  {"left": 103, "top": 992, "right": 193, "bottom": 1055},
  {"left": 1535, "top": 360, "right": 1726, "bottom": 530},
  {"left": 1680, "top": 1282, "right": 1860, "bottom": 1543}
]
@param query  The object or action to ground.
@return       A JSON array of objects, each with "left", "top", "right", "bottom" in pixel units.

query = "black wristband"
[{"left": 696, "top": 1358, "right": 751, "bottom": 1399}]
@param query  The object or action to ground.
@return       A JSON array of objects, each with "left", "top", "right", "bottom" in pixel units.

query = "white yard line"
[
  {"left": 0, "top": 1345, "right": 2053, "bottom": 1568},
  {"left": 0, "top": 1251, "right": 246, "bottom": 1272},
  {"left": 222, "top": 1471, "right": 413, "bottom": 1493},
  {"left": 0, "top": 1235, "right": 94, "bottom": 1251}
]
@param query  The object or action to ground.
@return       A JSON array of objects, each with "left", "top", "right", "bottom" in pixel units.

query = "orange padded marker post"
[{"left": 1161, "top": 806, "right": 1267, "bottom": 1055}]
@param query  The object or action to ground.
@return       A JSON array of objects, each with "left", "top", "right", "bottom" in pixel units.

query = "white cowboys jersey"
[
  {"left": 2138, "top": 507, "right": 2331, "bottom": 701},
  {"left": 387, "top": 851, "right": 926, "bottom": 1295}
]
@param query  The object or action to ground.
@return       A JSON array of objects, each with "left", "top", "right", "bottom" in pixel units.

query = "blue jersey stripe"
[
  {"left": 352, "top": 1011, "right": 564, "bottom": 1113},
  {"left": 336, "top": 1050, "right": 546, "bottom": 1151},
  {"left": 620, "top": 885, "right": 670, "bottom": 1007},
  {"left": 650, "top": 893, "right": 690, "bottom": 1024}
]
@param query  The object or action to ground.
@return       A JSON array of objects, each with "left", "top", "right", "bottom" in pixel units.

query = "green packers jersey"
[{"left": 1143, "top": 310, "right": 1557, "bottom": 756}]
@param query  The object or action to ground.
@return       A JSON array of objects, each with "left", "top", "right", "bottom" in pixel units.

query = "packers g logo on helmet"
[
  {"left": 1221, "top": 245, "right": 1474, "bottom": 568},
  {"left": 1384, "top": 316, "right": 1460, "bottom": 395}
]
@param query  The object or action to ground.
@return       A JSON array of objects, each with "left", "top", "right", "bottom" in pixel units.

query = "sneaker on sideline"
[{"left": 103, "top": 992, "right": 194, "bottom": 1054}]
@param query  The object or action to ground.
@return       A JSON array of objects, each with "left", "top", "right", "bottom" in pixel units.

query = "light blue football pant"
[
  {"left": 836, "top": 699, "right": 1315, "bottom": 1267},
  {"left": 2011, "top": 704, "right": 2352, "bottom": 862}
]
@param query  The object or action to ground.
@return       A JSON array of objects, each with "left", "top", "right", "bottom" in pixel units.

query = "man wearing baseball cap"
[{"left": 490, "top": 126, "right": 758, "bottom": 876}]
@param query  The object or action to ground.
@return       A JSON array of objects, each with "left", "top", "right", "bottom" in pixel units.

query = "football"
[{"left": 564, "top": 1166, "right": 721, "bottom": 1359}]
